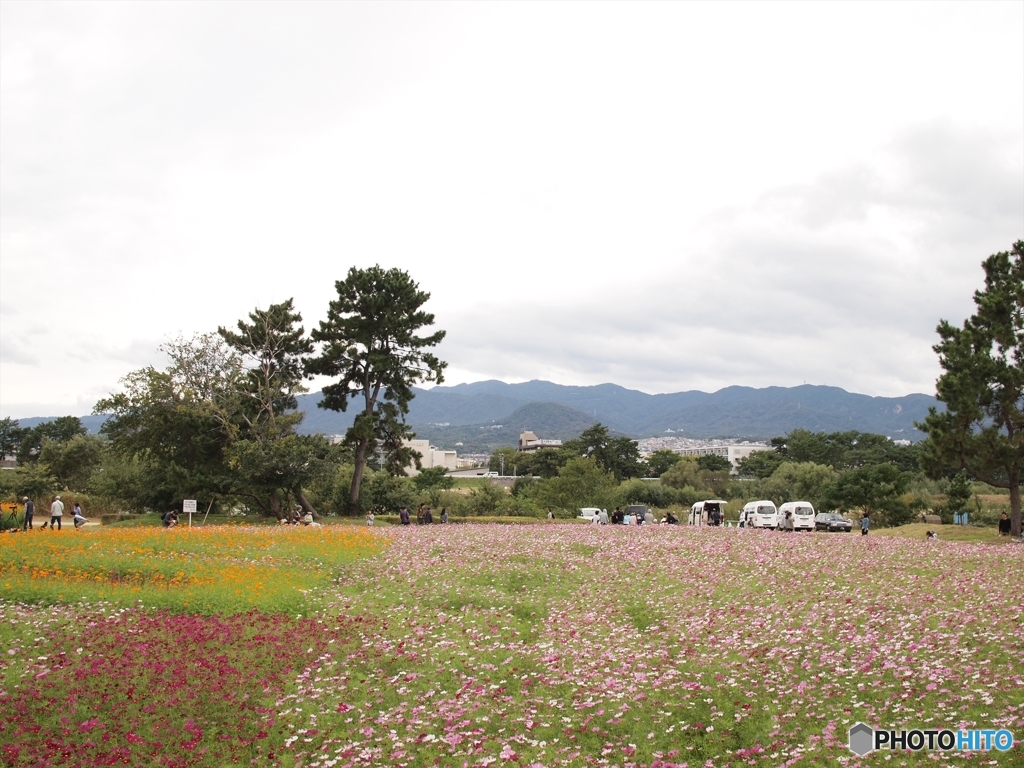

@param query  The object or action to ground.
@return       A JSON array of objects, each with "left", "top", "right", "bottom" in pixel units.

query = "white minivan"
[
  {"left": 778, "top": 501, "right": 816, "bottom": 531},
  {"left": 689, "top": 500, "right": 727, "bottom": 525},
  {"left": 743, "top": 500, "right": 778, "bottom": 529}
]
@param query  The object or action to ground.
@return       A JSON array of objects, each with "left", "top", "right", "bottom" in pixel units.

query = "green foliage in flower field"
[{"left": 0, "top": 526, "right": 382, "bottom": 615}]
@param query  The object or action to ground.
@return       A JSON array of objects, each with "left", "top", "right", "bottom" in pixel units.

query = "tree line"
[
  {"left": 1, "top": 266, "right": 444, "bottom": 519},
  {"left": 1, "top": 243, "right": 1020, "bottom": 534}
]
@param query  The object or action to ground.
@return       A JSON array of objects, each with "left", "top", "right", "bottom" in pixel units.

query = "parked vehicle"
[
  {"left": 626, "top": 505, "right": 650, "bottom": 524},
  {"left": 578, "top": 507, "right": 602, "bottom": 521},
  {"left": 743, "top": 500, "right": 778, "bottom": 529},
  {"left": 689, "top": 500, "right": 727, "bottom": 525},
  {"left": 815, "top": 512, "right": 853, "bottom": 532},
  {"left": 779, "top": 501, "right": 816, "bottom": 531}
]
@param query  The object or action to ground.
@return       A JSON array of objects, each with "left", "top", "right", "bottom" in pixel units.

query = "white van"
[
  {"left": 778, "top": 501, "right": 816, "bottom": 531},
  {"left": 743, "top": 500, "right": 778, "bottom": 529},
  {"left": 689, "top": 500, "right": 727, "bottom": 525},
  {"left": 578, "top": 507, "right": 602, "bottom": 521}
]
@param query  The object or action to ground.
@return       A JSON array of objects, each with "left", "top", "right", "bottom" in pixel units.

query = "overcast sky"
[{"left": 1, "top": 1, "right": 1022, "bottom": 419}]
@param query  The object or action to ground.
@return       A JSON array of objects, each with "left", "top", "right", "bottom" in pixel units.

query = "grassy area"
[{"left": 874, "top": 522, "right": 1016, "bottom": 544}]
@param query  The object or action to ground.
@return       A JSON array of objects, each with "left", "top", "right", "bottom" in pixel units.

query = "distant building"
[
  {"left": 402, "top": 439, "right": 457, "bottom": 476},
  {"left": 675, "top": 443, "right": 771, "bottom": 473},
  {"left": 518, "top": 431, "right": 563, "bottom": 452}
]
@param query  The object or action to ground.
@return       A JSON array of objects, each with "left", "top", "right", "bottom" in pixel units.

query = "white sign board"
[{"left": 182, "top": 500, "right": 198, "bottom": 513}]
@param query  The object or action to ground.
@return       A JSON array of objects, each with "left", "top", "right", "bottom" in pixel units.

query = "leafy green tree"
[
  {"left": 760, "top": 461, "right": 838, "bottom": 509},
  {"left": 697, "top": 454, "right": 733, "bottom": 473},
  {"left": 17, "top": 416, "right": 88, "bottom": 464},
  {"left": 824, "top": 463, "right": 913, "bottom": 527},
  {"left": 735, "top": 449, "right": 784, "bottom": 479},
  {"left": 919, "top": 241, "right": 1024, "bottom": 537},
  {"left": 0, "top": 463, "right": 55, "bottom": 500},
  {"left": 530, "top": 448, "right": 569, "bottom": 479},
  {"left": 465, "top": 483, "right": 506, "bottom": 515},
  {"left": 772, "top": 429, "right": 919, "bottom": 472},
  {"left": 563, "top": 424, "right": 644, "bottom": 481},
  {"left": 218, "top": 299, "right": 312, "bottom": 438},
  {"left": 660, "top": 456, "right": 702, "bottom": 491},
  {"left": 228, "top": 433, "right": 333, "bottom": 517},
  {"left": 365, "top": 470, "right": 417, "bottom": 515},
  {"left": 412, "top": 466, "right": 454, "bottom": 492},
  {"left": 615, "top": 477, "right": 688, "bottom": 509},
  {"left": 488, "top": 446, "right": 569, "bottom": 479},
  {"left": 0, "top": 417, "right": 30, "bottom": 458},
  {"left": 646, "top": 449, "right": 682, "bottom": 477},
  {"left": 307, "top": 266, "right": 446, "bottom": 512},
  {"left": 87, "top": 452, "right": 150, "bottom": 511},
  {"left": 534, "top": 456, "right": 617, "bottom": 512},
  {"left": 39, "top": 434, "right": 106, "bottom": 491},
  {"left": 219, "top": 299, "right": 322, "bottom": 516},
  {"left": 489, "top": 447, "right": 521, "bottom": 475},
  {"left": 510, "top": 475, "right": 537, "bottom": 497},
  {"left": 659, "top": 455, "right": 729, "bottom": 496},
  {"left": 940, "top": 470, "right": 973, "bottom": 525},
  {"left": 96, "top": 334, "right": 242, "bottom": 511}
]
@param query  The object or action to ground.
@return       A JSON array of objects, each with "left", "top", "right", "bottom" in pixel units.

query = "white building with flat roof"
[
  {"left": 518, "top": 431, "right": 563, "bottom": 452},
  {"left": 402, "top": 439, "right": 457, "bottom": 476}
]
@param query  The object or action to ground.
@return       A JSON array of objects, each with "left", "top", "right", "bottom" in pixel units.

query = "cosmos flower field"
[{"left": 1, "top": 524, "right": 1021, "bottom": 767}]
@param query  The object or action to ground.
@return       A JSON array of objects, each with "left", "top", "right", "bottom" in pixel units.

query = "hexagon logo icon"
[{"left": 848, "top": 722, "right": 874, "bottom": 756}]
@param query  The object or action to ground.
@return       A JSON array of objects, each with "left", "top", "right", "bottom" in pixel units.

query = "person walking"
[
  {"left": 440, "top": 507, "right": 448, "bottom": 524},
  {"left": 785, "top": 510, "right": 795, "bottom": 533},
  {"left": 49, "top": 495, "right": 64, "bottom": 531},
  {"left": 22, "top": 497, "right": 34, "bottom": 531},
  {"left": 998, "top": 512, "right": 1011, "bottom": 536},
  {"left": 860, "top": 512, "right": 870, "bottom": 536},
  {"left": 366, "top": 509, "right": 375, "bottom": 526},
  {"left": 400, "top": 506, "right": 411, "bottom": 525}
]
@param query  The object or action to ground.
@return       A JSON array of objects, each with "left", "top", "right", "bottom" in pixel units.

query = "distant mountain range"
[
  {"left": 15, "top": 380, "right": 938, "bottom": 451},
  {"left": 298, "top": 380, "right": 937, "bottom": 448}
]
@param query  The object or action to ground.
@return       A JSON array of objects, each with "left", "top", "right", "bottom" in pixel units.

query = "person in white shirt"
[{"left": 50, "top": 495, "right": 65, "bottom": 531}]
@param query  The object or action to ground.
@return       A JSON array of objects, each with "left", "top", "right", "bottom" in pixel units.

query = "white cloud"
[{"left": 1, "top": 2, "right": 1022, "bottom": 417}]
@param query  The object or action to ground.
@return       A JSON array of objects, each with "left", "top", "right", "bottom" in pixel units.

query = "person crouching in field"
[{"left": 73, "top": 504, "right": 88, "bottom": 529}]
